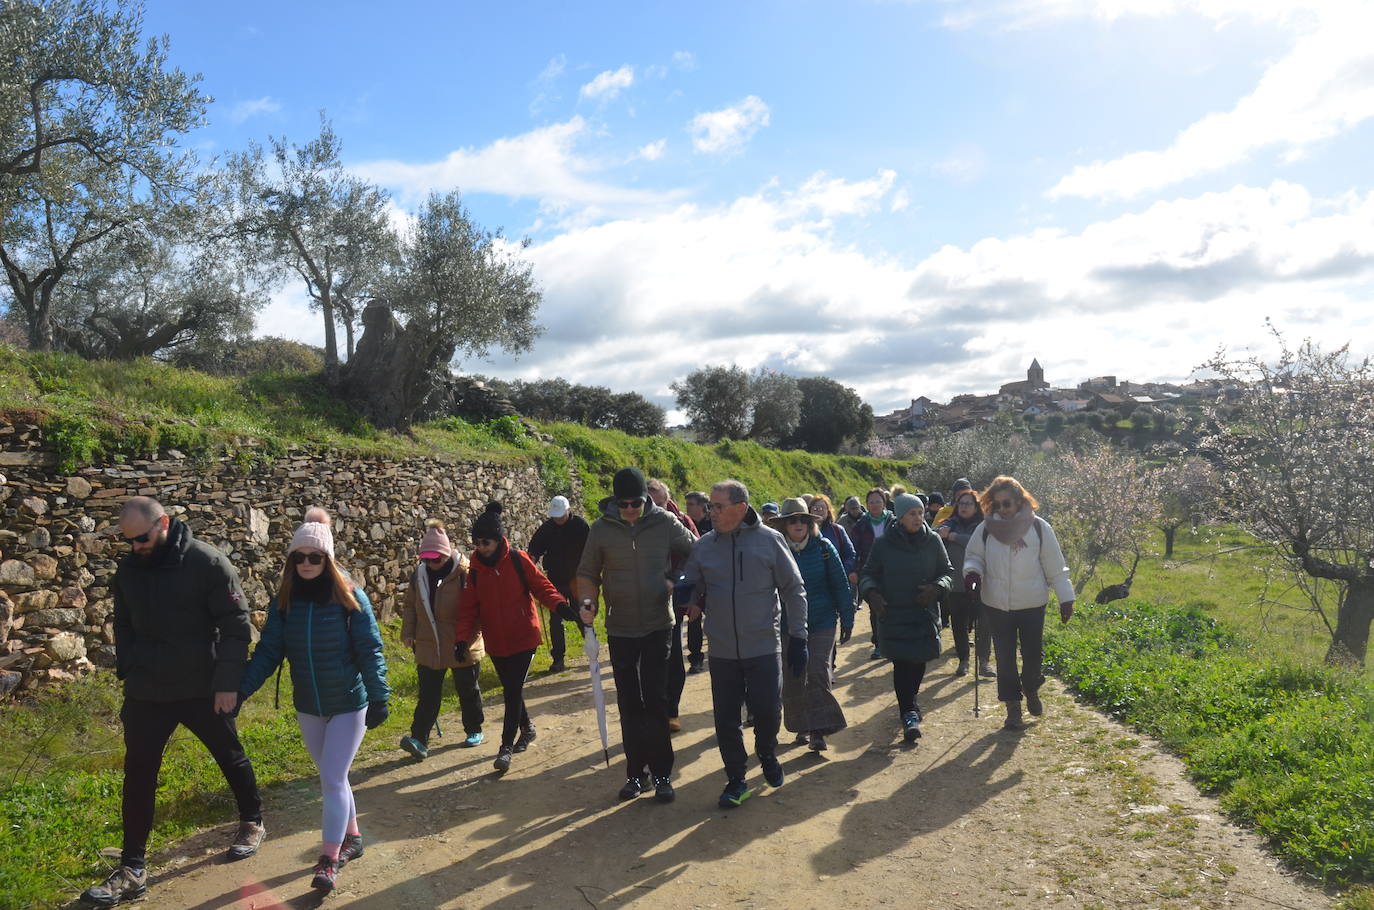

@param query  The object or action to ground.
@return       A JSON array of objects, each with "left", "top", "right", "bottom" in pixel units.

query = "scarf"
[
  {"left": 787, "top": 535, "right": 809, "bottom": 553},
  {"left": 986, "top": 505, "right": 1035, "bottom": 552},
  {"left": 293, "top": 572, "right": 334, "bottom": 605}
]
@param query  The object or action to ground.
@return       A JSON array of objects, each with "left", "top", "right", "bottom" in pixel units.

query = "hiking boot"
[
  {"left": 978, "top": 661, "right": 996, "bottom": 678},
  {"left": 618, "top": 775, "right": 644, "bottom": 801},
  {"left": 902, "top": 711, "right": 922, "bottom": 743},
  {"left": 1004, "top": 701, "right": 1024, "bottom": 730},
  {"left": 718, "top": 778, "right": 751, "bottom": 808},
  {"left": 400, "top": 735, "right": 429, "bottom": 761},
  {"left": 743, "top": 711, "right": 755, "bottom": 728},
  {"left": 668, "top": 717, "right": 682, "bottom": 733},
  {"left": 548, "top": 659, "right": 566, "bottom": 673},
  {"left": 808, "top": 732, "right": 828, "bottom": 752},
  {"left": 493, "top": 745, "right": 513, "bottom": 773},
  {"left": 794, "top": 731, "right": 810, "bottom": 746},
  {"left": 463, "top": 731, "right": 485, "bottom": 747},
  {"left": 311, "top": 855, "right": 339, "bottom": 892},
  {"left": 955, "top": 659, "right": 969, "bottom": 677},
  {"left": 513, "top": 723, "right": 536, "bottom": 753},
  {"left": 338, "top": 833, "right": 364, "bottom": 865},
  {"left": 228, "top": 819, "right": 266, "bottom": 860},
  {"left": 1025, "top": 691, "right": 1044, "bottom": 716},
  {"left": 760, "top": 753, "right": 784, "bottom": 787},
  {"left": 688, "top": 659, "right": 704, "bottom": 674},
  {"left": 653, "top": 776, "right": 676, "bottom": 803},
  {"left": 869, "top": 647, "right": 883, "bottom": 660},
  {"left": 80, "top": 864, "right": 147, "bottom": 906}
]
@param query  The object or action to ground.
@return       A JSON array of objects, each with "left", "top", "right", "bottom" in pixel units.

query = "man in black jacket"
[
  {"left": 527, "top": 495, "right": 590, "bottom": 673},
  {"left": 81, "top": 497, "right": 265, "bottom": 907}
]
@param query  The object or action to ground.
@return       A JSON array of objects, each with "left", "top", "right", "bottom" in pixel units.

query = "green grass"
[{"left": 1046, "top": 601, "right": 1374, "bottom": 888}]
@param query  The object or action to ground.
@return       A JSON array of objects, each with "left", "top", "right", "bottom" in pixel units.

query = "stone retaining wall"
[{"left": 0, "top": 417, "right": 582, "bottom": 698}]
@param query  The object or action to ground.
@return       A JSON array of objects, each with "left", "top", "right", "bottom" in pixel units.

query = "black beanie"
[
  {"left": 471, "top": 501, "right": 505, "bottom": 540},
  {"left": 613, "top": 467, "right": 647, "bottom": 500}
]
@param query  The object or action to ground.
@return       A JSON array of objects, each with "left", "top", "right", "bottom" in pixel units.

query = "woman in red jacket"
[{"left": 454, "top": 502, "right": 569, "bottom": 773}]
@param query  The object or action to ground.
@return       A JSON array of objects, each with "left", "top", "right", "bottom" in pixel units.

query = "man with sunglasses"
[
  {"left": 82, "top": 497, "right": 264, "bottom": 907},
  {"left": 576, "top": 467, "right": 697, "bottom": 803}
]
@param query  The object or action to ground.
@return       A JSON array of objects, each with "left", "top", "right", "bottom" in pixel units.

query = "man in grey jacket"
[
  {"left": 681, "top": 479, "right": 809, "bottom": 808},
  {"left": 576, "top": 467, "right": 696, "bottom": 804}
]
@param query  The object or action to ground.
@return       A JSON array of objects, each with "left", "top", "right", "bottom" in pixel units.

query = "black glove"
[
  {"left": 365, "top": 701, "right": 388, "bottom": 729},
  {"left": 454, "top": 641, "right": 470, "bottom": 664},
  {"left": 671, "top": 576, "right": 696, "bottom": 608},
  {"left": 839, "top": 626, "right": 852, "bottom": 645},
  {"left": 786, "top": 636, "right": 808, "bottom": 678},
  {"left": 865, "top": 590, "right": 887, "bottom": 616},
  {"left": 555, "top": 601, "right": 580, "bottom": 625},
  {"left": 915, "top": 585, "right": 940, "bottom": 608}
]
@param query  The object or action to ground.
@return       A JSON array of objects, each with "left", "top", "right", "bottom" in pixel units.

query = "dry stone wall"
[{"left": 0, "top": 417, "right": 583, "bottom": 699}]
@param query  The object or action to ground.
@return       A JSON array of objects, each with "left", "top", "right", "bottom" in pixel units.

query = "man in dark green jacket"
[
  {"left": 82, "top": 497, "right": 264, "bottom": 907},
  {"left": 576, "top": 467, "right": 696, "bottom": 804}
]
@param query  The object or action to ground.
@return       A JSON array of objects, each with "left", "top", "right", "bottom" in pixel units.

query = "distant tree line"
[{"left": 472, "top": 376, "right": 666, "bottom": 437}]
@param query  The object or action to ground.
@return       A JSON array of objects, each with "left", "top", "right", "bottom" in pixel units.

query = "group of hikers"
[{"left": 83, "top": 471, "right": 1074, "bottom": 905}]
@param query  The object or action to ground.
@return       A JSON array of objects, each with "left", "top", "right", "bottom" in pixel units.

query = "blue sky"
[{"left": 142, "top": 0, "right": 1374, "bottom": 415}]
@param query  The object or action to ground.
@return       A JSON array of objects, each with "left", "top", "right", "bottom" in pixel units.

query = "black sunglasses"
[
  {"left": 124, "top": 529, "right": 154, "bottom": 544},
  {"left": 473, "top": 538, "right": 496, "bottom": 547},
  {"left": 617, "top": 498, "right": 644, "bottom": 509},
  {"left": 421, "top": 554, "right": 448, "bottom": 563},
  {"left": 291, "top": 552, "right": 326, "bottom": 565},
  {"left": 992, "top": 498, "right": 1017, "bottom": 510},
  {"left": 785, "top": 516, "right": 811, "bottom": 525}
]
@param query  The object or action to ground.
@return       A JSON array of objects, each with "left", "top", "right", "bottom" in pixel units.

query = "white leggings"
[{"left": 296, "top": 708, "right": 366, "bottom": 844}]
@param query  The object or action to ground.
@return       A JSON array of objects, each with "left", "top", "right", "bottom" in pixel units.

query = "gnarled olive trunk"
[{"left": 1326, "top": 579, "right": 1373, "bottom": 667}]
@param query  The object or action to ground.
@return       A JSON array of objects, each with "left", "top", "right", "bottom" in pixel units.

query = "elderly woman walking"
[
  {"left": 239, "top": 521, "right": 389, "bottom": 893},
  {"left": 961, "top": 476, "right": 1075, "bottom": 730},
  {"left": 858, "top": 493, "right": 953, "bottom": 743},
  {"left": 770, "top": 499, "right": 854, "bottom": 752}
]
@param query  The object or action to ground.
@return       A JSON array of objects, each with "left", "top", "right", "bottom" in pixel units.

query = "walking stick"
[
  {"left": 434, "top": 719, "right": 443, "bottom": 738},
  {"left": 971, "top": 585, "right": 983, "bottom": 718}
]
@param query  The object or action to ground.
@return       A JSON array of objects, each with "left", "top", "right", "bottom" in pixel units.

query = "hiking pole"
[
  {"left": 971, "top": 586, "right": 982, "bottom": 718},
  {"left": 434, "top": 719, "right": 443, "bottom": 739}
]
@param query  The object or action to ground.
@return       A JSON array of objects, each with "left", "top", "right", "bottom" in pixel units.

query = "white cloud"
[
  {"left": 785, "top": 169, "right": 899, "bottom": 218},
  {"left": 672, "top": 50, "right": 697, "bottom": 71},
  {"left": 580, "top": 65, "right": 635, "bottom": 102},
  {"left": 937, "top": 0, "right": 1329, "bottom": 32},
  {"left": 351, "top": 117, "right": 680, "bottom": 212},
  {"left": 1050, "top": 4, "right": 1374, "bottom": 199},
  {"left": 636, "top": 140, "right": 667, "bottom": 161},
  {"left": 933, "top": 145, "right": 989, "bottom": 184},
  {"left": 228, "top": 96, "right": 282, "bottom": 124},
  {"left": 529, "top": 54, "right": 567, "bottom": 116},
  {"left": 689, "top": 96, "right": 771, "bottom": 155}
]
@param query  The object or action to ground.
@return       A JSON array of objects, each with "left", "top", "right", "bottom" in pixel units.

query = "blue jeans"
[{"left": 709, "top": 653, "right": 782, "bottom": 781}]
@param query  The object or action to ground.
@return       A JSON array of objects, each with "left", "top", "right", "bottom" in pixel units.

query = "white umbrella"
[{"left": 583, "top": 626, "right": 611, "bottom": 767}]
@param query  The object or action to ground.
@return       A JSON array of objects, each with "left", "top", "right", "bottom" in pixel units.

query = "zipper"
[
  {"left": 731, "top": 534, "right": 740, "bottom": 655},
  {"left": 306, "top": 603, "right": 323, "bottom": 715}
]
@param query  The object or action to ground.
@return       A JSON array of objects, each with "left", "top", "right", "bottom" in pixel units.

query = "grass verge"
[{"left": 1045, "top": 600, "right": 1374, "bottom": 889}]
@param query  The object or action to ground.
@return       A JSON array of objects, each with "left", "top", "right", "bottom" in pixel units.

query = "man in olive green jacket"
[{"left": 576, "top": 468, "right": 696, "bottom": 803}]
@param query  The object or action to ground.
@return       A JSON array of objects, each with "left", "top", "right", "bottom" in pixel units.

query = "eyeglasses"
[
  {"left": 707, "top": 501, "right": 739, "bottom": 512},
  {"left": 421, "top": 555, "right": 447, "bottom": 564},
  {"left": 123, "top": 529, "right": 155, "bottom": 544},
  {"left": 291, "top": 552, "right": 326, "bottom": 565},
  {"left": 473, "top": 538, "right": 496, "bottom": 547},
  {"left": 785, "top": 516, "right": 811, "bottom": 525},
  {"left": 616, "top": 498, "right": 644, "bottom": 510},
  {"left": 992, "top": 498, "right": 1017, "bottom": 511}
]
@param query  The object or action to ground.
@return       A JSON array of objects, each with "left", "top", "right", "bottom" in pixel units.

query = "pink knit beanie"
[
  {"left": 288, "top": 521, "right": 335, "bottom": 559},
  {"left": 418, "top": 521, "right": 453, "bottom": 559}
]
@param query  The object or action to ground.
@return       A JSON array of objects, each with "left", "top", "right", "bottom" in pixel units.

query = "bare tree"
[{"left": 1202, "top": 331, "right": 1374, "bottom": 665}]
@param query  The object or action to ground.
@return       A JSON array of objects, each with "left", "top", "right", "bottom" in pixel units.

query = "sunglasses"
[
  {"left": 473, "top": 538, "right": 496, "bottom": 547},
  {"left": 421, "top": 555, "right": 447, "bottom": 564},
  {"left": 992, "top": 498, "right": 1017, "bottom": 511},
  {"left": 123, "top": 529, "right": 155, "bottom": 544},
  {"left": 616, "top": 498, "right": 645, "bottom": 510},
  {"left": 785, "top": 516, "right": 812, "bottom": 525},
  {"left": 291, "top": 552, "right": 326, "bottom": 565}
]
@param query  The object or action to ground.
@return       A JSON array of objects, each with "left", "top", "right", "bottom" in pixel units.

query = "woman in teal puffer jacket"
[
  {"left": 239, "top": 522, "right": 388, "bottom": 894},
  {"left": 858, "top": 493, "right": 954, "bottom": 744},
  {"left": 770, "top": 499, "right": 854, "bottom": 752}
]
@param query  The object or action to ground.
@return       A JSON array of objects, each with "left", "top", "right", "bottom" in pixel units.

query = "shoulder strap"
[{"left": 509, "top": 550, "right": 531, "bottom": 596}]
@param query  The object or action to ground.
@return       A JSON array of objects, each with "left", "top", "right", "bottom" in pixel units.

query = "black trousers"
[
  {"left": 489, "top": 650, "right": 535, "bottom": 748},
  {"left": 666, "top": 615, "right": 687, "bottom": 718},
  {"left": 120, "top": 696, "right": 262, "bottom": 867},
  {"left": 686, "top": 615, "right": 704, "bottom": 665},
  {"left": 609, "top": 629, "right": 674, "bottom": 779},
  {"left": 411, "top": 663, "right": 484, "bottom": 741},
  {"left": 709, "top": 653, "right": 781, "bottom": 781},
  {"left": 891, "top": 659, "right": 927, "bottom": 716},
  {"left": 548, "top": 582, "right": 585, "bottom": 663},
  {"left": 946, "top": 591, "right": 991, "bottom": 663},
  {"left": 986, "top": 605, "right": 1046, "bottom": 702}
]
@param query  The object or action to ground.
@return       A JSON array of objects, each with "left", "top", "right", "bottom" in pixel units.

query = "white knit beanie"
[{"left": 288, "top": 521, "right": 335, "bottom": 559}]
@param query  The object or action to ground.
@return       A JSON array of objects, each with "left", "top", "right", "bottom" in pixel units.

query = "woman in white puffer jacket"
[{"left": 961, "top": 476, "right": 1075, "bottom": 730}]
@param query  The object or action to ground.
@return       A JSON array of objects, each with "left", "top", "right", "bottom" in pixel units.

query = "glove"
[
  {"left": 786, "top": 636, "right": 808, "bottom": 678},
  {"left": 365, "top": 701, "right": 388, "bottom": 729},
  {"left": 964, "top": 572, "right": 982, "bottom": 593},
  {"left": 672, "top": 577, "right": 696, "bottom": 609},
  {"left": 865, "top": 590, "right": 887, "bottom": 616},
  {"left": 555, "top": 601, "right": 580, "bottom": 625},
  {"left": 915, "top": 585, "right": 940, "bottom": 608},
  {"left": 454, "top": 641, "right": 471, "bottom": 664},
  {"left": 839, "top": 626, "right": 853, "bottom": 645}
]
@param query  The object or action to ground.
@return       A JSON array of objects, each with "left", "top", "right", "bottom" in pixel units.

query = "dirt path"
[{"left": 95, "top": 644, "right": 1332, "bottom": 909}]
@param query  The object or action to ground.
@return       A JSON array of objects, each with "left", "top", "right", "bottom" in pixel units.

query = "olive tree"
[
  {"left": 1202, "top": 334, "right": 1374, "bottom": 665},
  {"left": 1, "top": 0, "right": 208, "bottom": 350}
]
